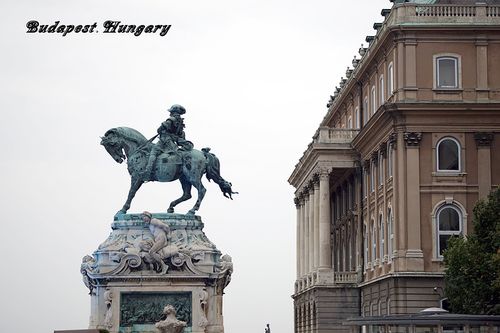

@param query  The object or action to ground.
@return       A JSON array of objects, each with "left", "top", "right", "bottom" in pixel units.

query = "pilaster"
[
  {"left": 403, "top": 132, "right": 424, "bottom": 271},
  {"left": 474, "top": 132, "right": 494, "bottom": 199}
]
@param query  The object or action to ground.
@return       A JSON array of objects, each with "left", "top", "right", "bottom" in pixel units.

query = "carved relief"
[
  {"left": 198, "top": 288, "right": 209, "bottom": 329},
  {"left": 121, "top": 293, "right": 191, "bottom": 328},
  {"left": 103, "top": 288, "right": 113, "bottom": 330},
  {"left": 403, "top": 132, "right": 422, "bottom": 146},
  {"left": 474, "top": 132, "right": 494, "bottom": 146}
]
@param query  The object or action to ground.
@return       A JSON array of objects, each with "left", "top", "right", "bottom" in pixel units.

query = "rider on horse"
[{"left": 144, "top": 104, "right": 194, "bottom": 179}]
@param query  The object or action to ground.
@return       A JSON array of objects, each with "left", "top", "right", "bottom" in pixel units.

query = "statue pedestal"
[{"left": 81, "top": 213, "right": 232, "bottom": 333}]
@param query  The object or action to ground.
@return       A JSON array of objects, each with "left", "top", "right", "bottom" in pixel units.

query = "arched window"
[
  {"left": 387, "top": 143, "right": 393, "bottom": 178},
  {"left": 371, "top": 86, "right": 377, "bottom": 114},
  {"left": 356, "top": 107, "right": 360, "bottom": 129},
  {"left": 371, "top": 220, "right": 377, "bottom": 264},
  {"left": 379, "top": 214, "right": 385, "bottom": 261},
  {"left": 364, "top": 97, "right": 369, "bottom": 124},
  {"left": 387, "top": 207, "right": 394, "bottom": 261},
  {"left": 387, "top": 62, "right": 394, "bottom": 95},
  {"left": 437, "top": 205, "right": 462, "bottom": 256},
  {"left": 437, "top": 137, "right": 460, "bottom": 172},
  {"left": 363, "top": 223, "right": 368, "bottom": 268}
]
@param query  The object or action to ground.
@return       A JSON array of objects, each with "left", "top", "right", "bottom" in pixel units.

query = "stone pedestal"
[{"left": 81, "top": 213, "right": 232, "bottom": 333}]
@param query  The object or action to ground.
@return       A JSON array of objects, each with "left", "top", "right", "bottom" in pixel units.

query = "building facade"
[{"left": 288, "top": 1, "right": 500, "bottom": 332}]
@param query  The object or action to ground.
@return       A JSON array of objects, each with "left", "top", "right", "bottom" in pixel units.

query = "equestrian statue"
[{"left": 100, "top": 104, "right": 237, "bottom": 216}]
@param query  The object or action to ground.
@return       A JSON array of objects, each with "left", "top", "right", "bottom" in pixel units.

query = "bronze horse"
[{"left": 101, "top": 127, "right": 236, "bottom": 216}]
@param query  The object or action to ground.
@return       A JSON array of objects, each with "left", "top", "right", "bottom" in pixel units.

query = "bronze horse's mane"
[{"left": 106, "top": 127, "right": 148, "bottom": 145}]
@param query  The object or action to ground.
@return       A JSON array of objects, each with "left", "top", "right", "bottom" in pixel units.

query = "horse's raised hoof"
[{"left": 167, "top": 208, "right": 174, "bottom": 213}]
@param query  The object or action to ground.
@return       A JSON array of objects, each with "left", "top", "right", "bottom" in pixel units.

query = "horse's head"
[{"left": 101, "top": 130, "right": 126, "bottom": 164}]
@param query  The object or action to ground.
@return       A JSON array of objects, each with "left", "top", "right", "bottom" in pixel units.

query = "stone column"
[
  {"left": 403, "top": 132, "right": 424, "bottom": 271},
  {"left": 474, "top": 132, "right": 494, "bottom": 199},
  {"left": 319, "top": 170, "right": 332, "bottom": 269},
  {"left": 303, "top": 190, "right": 310, "bottom": 275},
  {"left": 295, "top": 197, "right": 301, "bottom": 279},
  {"left": 308, "top": 184, "right": 315, "bottom": 273},
  {"left": 313, "top": 176, "right": 320, "bottom": 270}
]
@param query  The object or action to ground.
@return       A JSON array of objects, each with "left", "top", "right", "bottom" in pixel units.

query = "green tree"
[{"left": 444, "top": 187, "right": 500, "bottom": 314}]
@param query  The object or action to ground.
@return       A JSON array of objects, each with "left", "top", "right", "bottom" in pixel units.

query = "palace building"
[{"left": 288, "top": 1, "right": 500, "bottom": 332}]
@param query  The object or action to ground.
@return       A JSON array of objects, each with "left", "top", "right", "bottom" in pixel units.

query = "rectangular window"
[
  {"left": 437, "top": 57, "right": 458, "bottom": 88},
  {"left": 355, "top": 107, "right": 360, "bottom": 128},
  {"left": 348, "top": 116, "right": 352, "bottom": 129}
]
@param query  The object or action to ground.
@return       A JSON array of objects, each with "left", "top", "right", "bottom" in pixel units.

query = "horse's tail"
[{"left": 202, "top": 148, "right": 238, "bottom": 200}]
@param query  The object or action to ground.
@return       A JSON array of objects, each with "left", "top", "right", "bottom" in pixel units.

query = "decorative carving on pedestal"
[
  {"left": 403, "top": 132, "right": 422, "bottom": 146},
  {"left": 198, "top": 288, "right": 209, "bottom": 329},
  {"left": 81, "top": 213, "right": 231, "bottom": 333},
  {"left": 155, "top": 304, "right": 188, "bottom": 333},
  {"left": 103, "top": 289, "right": 113, "bottom": 330},
  {"left": 474, "top": 132, "right": 494, "bottom": 146}
]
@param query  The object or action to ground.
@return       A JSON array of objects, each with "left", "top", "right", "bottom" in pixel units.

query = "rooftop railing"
[{"left": 313, "top": 127, "right": 359, "bottom": 145}]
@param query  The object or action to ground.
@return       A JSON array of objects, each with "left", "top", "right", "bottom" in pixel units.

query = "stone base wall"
[
  {"left": 360, "top": 275, "right": 445, "bottom": 316},
  {"left": 294, "top": 286, "right": 360, "bottom": 333}
]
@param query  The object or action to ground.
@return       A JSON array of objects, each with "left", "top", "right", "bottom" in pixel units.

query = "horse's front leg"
[{"left": 116, "top": 177, "right": 143, "bottom": 216}]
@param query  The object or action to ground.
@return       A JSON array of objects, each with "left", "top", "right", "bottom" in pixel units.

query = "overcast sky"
[{"left": 1, "top": 1, "right": 388, "bottom": 332}]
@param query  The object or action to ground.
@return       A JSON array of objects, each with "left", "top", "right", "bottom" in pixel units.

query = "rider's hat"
[
  {"left": 142, "top": 211, "right": 153, "bottom": 219},
  {"left": 168, "top": 104, "right": 186, "bottom": 115}
]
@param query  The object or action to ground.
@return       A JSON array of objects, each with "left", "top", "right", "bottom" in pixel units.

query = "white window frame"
[
  {"left": 387, "top": 207, "right": 394, "bottom": 261},
  {"left": 363, "top": 222, "right": 368, "bottom": 268},
  {"left": 431, "top": 200, "right": 467, "bottom": 260},
  {"left": 371, "top": 219, "right": 377, "bottom": 264},
  {"left": 371, "top": 85, "right": 376, "bottom": 114},
  {"left": 379, "top": 75, "right": 385, "bottom": 104},
  {"left": 433, "top": 54, "right": 461, "bottom": 90},
  {"left": 436, "top": 205, "right": 462, "bottom": 257},
  {"left": 436, "top": 137, "right": 461, "bottom": 172},
  {"left": 387, "top": 62, "right": 394, "bottom": 95},
  {"left": 379, "top": 213, "right": 385, "bottom": 262}
]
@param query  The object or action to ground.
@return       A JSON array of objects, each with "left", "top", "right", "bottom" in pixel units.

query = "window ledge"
[
  {"left": 432, "top": 88, "right": 463, "bottom": 93},
  {"left": 432, "top": 171, "right": 466, "bottom": 177},
  {"left": 432, "top": 257, "right": 444, "bottom": 263}
]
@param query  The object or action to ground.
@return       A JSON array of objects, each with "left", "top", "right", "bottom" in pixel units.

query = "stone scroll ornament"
[{"left": 100, "top": 104, "right": 237, "bottom": 217}]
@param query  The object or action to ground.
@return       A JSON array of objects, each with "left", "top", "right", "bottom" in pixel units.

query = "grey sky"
[{"left": 0, "top": 1, "right": 388, "bottom": 332}]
